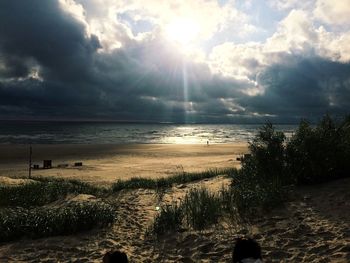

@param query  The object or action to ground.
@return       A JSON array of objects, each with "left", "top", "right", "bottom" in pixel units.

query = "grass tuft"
[
  {"left": 0, "top": 201, "right": 115, "bottom": 242},
  {"left": 112, "top": 168, "right": 237, "bottom": 192},
  {"left": 0, "top": 177, "right": 105, "bottom": 208},
  {"left": 151, "top": 187, "right": 223, "bottom": 236},
  {"left": 151, "top": 202, "right": 183, "bottom": 235},
  {"left": 182, "top": 187, "right": 221, "bottom": 230}
]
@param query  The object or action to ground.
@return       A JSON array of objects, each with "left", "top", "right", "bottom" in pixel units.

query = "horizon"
[{"left": 0, "top": 118, "right": 319, "bottom": 125}]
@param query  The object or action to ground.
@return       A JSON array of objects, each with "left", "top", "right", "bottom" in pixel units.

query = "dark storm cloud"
[
  {"left": 0, "top": 0, "right": 101, "bottom": 81},
  {"left": 239, "top": 57, "right": 350, "bottom": 121},
  {"left": 0, "top": 0, "right": 350, "bottom": 122}
]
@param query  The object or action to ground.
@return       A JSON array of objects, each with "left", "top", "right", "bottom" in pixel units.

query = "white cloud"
[
  {"left": 265, "top": 9, "right": 318, "bottom": 53},
  {"left": 314, "top": 0, "right": 350, "bottom": 26},
  {"left": 209, "top": 42, "right": 263, "bottom": 78},
  {"left": 65, "top": 0, "right": 255, "bottom": 54},
  {"left": 209, "top": 10, "right": 318, "bottom": 80},
  {"left": 60, "top": 0, "right": 350, "bottom": 76},
  {"left": 322, "top": 31, "right": 350, "bottom": 62},
  {"left": 208, "top": 6, "right": 350, "bottom": 91},
  {"left": 268, "top": 0, "right": 315, "bottom": 11}
]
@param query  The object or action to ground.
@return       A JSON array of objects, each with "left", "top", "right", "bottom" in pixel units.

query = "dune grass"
[
  {"left": 0, "top": 177, "right": 115, "bottom": 242},
  {"left": 112, "top": 168, "right": 237, "bottom": 192},
  {"left": 151, "top": 182, "right": 287, "bottom": 236},
  {"left": 182, "top": 187, "right": 222, "bottom": 230},
  {"left": 152, "top": 202, "right": 183, "bottom": 235},
  {"left": 0, "top": 202, "right": 116, "bottom": 242},
  {"left": 0, "top": 177, "right": 106, "bottom": 208},
  {"left": 151, "top": 187, "right": 224, "bottom": 236}
]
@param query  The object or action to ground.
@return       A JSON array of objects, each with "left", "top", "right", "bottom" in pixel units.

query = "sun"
[{"left": 165, "top": 18, "right": 200, "bottom": 46}]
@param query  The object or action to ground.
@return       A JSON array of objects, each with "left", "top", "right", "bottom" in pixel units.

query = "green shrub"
[
  {"left": 229, "top": 170, "right": 286, "bottom": 217},
  {"left": 226, "top": 122, "right": 288, "bottom": 216},
  {"left": 286, "top": 115, "right": 350, "bottom": 184},
  {"left": 0, "top": 201, "right": 115, "bottom": 242},
  {"left": 247, "top": 122, "right": 289, "bottom": 184}
]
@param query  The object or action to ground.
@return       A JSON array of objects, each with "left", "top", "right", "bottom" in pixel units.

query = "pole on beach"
[{"left": 29, "top": 145, "right": 32, "bottom": 179}]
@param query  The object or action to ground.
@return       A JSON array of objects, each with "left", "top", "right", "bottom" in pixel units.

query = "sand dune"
[{"left": 0, "top": 176, "right": 349, "bottom": 262}]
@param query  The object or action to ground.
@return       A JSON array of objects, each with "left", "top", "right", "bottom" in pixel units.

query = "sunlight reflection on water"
[{"left": 0, "top": 122, "right": 297, "bottom": 144}]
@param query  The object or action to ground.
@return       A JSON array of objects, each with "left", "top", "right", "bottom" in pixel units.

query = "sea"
[{"left": 0, "top": 121, "right": 298, "bottom": 144}]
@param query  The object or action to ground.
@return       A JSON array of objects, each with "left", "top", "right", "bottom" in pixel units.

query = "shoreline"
[{"left": 0, "top": 143, "right": 248, "bottom": 185}]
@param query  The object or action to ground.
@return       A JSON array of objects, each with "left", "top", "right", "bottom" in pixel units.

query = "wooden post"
[{"left": 29, "top": 145, "right": 32, "bottom": 179}]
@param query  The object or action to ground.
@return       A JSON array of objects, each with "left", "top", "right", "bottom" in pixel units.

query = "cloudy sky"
[{"left": 1, "top": 0, "right": 350, "bottom": 123}]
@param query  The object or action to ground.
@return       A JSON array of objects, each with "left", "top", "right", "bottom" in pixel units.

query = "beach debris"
[
  {"left": 43, "top": 160, "right": 52, "bottom": 169},
  {"left": 155, "top": 206, "right": 160, "bottom": 211},
  {"left": 74, "top": 162, "right": 83, "bottom": 167}
]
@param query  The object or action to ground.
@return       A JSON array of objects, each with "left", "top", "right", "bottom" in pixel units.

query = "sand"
[
  {"left": 0, "top": 144, "right": 248, "bottom": 185},
  {"left": 0, "top": 143, "right": 350, "bottom": 262}
]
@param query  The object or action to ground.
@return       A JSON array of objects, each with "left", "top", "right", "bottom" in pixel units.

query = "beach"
[
  {"left": 0, "top": 143, "right": 350, "bottom": 262},
  {"left": 0, "top": 143, "right": 248, "bottom": 185}
]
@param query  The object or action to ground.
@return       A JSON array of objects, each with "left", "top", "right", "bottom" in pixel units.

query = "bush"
[
  {"left": 247, "top": 122, "right": 289, "bottom": 184},
  {"left": 286, "top": 115, "right": 350, "bottom": 184},
  {"left": 0, "top": 202, "right": 116, "bottom": 242},
  {"left": 225, "top": 122, "right": 288, "bottom": 216},
  {"left": 228, "top": 169, "right": 286, "bottom": 217}
]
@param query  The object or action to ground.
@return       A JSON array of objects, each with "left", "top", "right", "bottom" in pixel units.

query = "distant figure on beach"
[
  {"left": 232, "top": 238, "right": 262, "bottom": 263},
  {"left": 103, "top": 250, "right": 128, "bottom": 263},
  {"left": 207, "top": 140, "right": 209, "bottom": 146}
]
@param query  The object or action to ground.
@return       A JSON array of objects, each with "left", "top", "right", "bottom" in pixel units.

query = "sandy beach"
[
  {"left": 0, "top": 143, "right": 248, "bottom": 185},
  {"left": 0, "top": 143, "right": 350, "bottom": 262}
]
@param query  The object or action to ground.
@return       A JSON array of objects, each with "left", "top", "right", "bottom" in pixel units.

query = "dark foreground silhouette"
[
  {"left": 232, "top": 238, "right": 262, "bottom": 263},
  {"left": 103, "top": 250, "right": 128, "bottom": 263},
  {"left": 102, "top": 238, "right": 262, "bottom": 262}
]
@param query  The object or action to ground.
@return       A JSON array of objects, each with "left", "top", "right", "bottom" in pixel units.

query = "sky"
[{"left": 1, "top": 0, "right": 350, "bottom": 123}]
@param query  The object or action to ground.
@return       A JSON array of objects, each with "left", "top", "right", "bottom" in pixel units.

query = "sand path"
[{"left": 0, "top": 176, "right": 349, "bottom": 262}]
